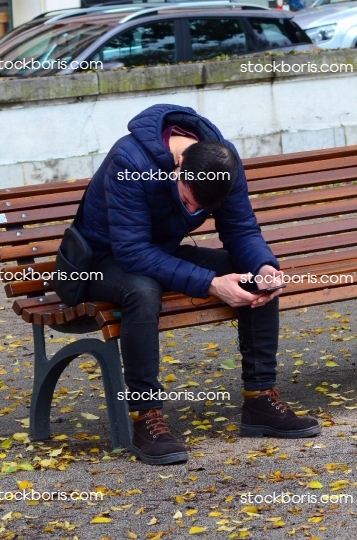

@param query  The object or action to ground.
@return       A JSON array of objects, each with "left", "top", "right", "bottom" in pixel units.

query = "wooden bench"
[{"left": 1, "top": 144, "right": 357, "bottom": 450}]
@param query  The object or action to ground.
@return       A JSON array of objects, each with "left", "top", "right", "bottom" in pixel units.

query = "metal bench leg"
[{"left": 31, "top": 324, "right": 132, "bottom": 450}]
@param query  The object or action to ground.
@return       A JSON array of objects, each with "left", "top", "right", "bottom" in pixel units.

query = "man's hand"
[
  {"left": 208, "top": 266, "right": 284, "bottom": 309},
  {"left": 250, "top": 265, "right": 284, "bottom": 308},
  {"left": 208, "top": 273, "right": 258, "bottom": 307}
]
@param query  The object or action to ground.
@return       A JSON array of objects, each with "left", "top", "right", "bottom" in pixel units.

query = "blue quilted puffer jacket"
[{"left": 79, "top": 104, "right": 279, "bottom": 298}]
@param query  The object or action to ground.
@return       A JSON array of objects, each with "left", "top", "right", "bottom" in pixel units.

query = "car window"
[
  {"left": 0, "top": 23, "right": 109, "bottom": 76},
  {"left": 188, "top": 18, "right": 248, "bottom": 60},
  {"left": 92, "top": 21, "right": 176, "bottom": 67},
  {"left": 247, "top": 18, "right": 296, "bottom": 49}
]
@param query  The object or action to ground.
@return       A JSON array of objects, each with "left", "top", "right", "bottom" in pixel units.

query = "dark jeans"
[{"left": 87, "top": 246, "right": 279, "bottom": 411}]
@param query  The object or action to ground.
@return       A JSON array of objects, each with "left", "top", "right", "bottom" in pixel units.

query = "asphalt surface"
[{"left": 1, "top": 284, "right": 357, "bottom": 540}]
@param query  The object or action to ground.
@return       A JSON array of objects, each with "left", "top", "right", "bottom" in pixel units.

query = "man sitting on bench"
[{"left": 76, "top": 103, "right": 320, "bottom": 465}]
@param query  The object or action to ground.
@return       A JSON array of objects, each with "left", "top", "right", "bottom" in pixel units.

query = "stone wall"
[{"left": 0, "top": 49, "right": 356, "bottom": 187}]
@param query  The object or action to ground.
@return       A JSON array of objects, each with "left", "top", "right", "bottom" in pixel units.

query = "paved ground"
[{"left": 1, "top": 284, "right": 357, "bottom": 540}]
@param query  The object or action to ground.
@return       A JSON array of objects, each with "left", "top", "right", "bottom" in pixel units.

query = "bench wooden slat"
[
  {"left": 280, "top": 249, "right": 357, "bottom": 271},
  {"left": 55, "top": 306, "right": 77, "bottom": 325},
  {"left": 1, "top": 223, "right": 67, "bottom": 247},
  {"left": 4, "top": 279, "right": 52, "bottom": 297},
  {"left": 271, "top": 230, "right": 357, "bottom": 258},
  {"left": 0, "top": 240, "right": 61, "bottom": 264},
  {"left": 0, "top": 191, "right": 83, "bottom": 214},
  {"left": 1, "top": 204, "right": 78, "bottom": 227},
  {"left": 246, "top": 155, "right": 357, "bottom": 181},
  {"left": 282, "top": 258, "right": 357, "bottom": 278},
  {"left": 0, "top": 261, "right": 55, "bottom": 282},
  {"left": 248, "top": 167, "right": 357, "bottom": 194},
  {"left": 250, "top": 183, "right": 357, "bottom": 211},
  {"left": 13, "top": 293, "right": 61, "bottom": 315},
  {"left": 0, "top": 179, "right": 89, "bottom": 201},
  {"left": 243, "top": 145, "right": 357, "bottom": 170},
  {"left": 279, "top": 283, "right": 357, "bottom": 310}
]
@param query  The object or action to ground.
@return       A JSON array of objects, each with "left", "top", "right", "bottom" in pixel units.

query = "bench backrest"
[{"left": 1, "top": 145, "right": 357, "bottom": 329}]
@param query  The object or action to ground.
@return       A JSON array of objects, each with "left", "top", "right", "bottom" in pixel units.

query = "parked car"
[
  {"left": 294, "top": 0, "right": 357, "bottom": 47},
  {"left": 0, "top": 2, "right": 316, "bottom": 78},
  {"left": 0, "top": 2, "right": 165, "bottom": 47},
  {"left": 0, "top": 0, "right": 270, "bottom": 47}
]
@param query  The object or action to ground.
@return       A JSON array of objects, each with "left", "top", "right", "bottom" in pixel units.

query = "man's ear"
[{"left": 174, "top": 155, "right": 183, "bottom": 169}]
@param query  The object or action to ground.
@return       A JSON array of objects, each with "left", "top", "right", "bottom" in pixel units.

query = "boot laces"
[
  {"left": 142, "top": 409, "right": 171, "bottom": 437},
  {"left": 265, "top": 387, "right": 290, "bottom": 412}
]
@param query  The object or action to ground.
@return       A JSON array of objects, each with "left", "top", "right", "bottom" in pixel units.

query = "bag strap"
[{"left": 72, "top": 183, "right": 90, "bottom": 229}]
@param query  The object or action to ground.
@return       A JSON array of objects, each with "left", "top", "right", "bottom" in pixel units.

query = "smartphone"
[{"left": 251, "top": 284, "right": 286, "bottom": 295}]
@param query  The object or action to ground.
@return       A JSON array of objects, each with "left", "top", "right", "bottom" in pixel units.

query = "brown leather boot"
[
  {"left": 241, "top": 387, "right": 321, "bottom": 438},
  {"left": 131, "top": 409, "right": 188, "bottom": 465}
]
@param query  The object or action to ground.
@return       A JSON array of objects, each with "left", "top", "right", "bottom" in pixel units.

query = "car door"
[
  {"left": 182, "top": 16, "right": 253, "bottom": 62},
  {"left": 88, "top": 18, "right": 184, "bottom": 70}
]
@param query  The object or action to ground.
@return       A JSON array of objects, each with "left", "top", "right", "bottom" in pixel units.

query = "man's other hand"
[
  {"left": 208, "top": 273, "right": 258, "bottom": 307},
  {"left": 208, "top": 266, "right": 284, "bottom": 308}
]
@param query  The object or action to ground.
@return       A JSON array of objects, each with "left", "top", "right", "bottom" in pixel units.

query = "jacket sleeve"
[
  {"left": 104, "top": 155, "right": 215, "bottom": 298},
  {"left": 214, "top": 149, "right": 279, "bottom": 276}
]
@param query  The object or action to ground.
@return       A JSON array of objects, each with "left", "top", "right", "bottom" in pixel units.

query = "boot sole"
[
  {"left": 240, "top": 423, "right": 321, "bottom": 439},
  {"left": 131, "top": 446, "right": 188, "bottom": 465}
]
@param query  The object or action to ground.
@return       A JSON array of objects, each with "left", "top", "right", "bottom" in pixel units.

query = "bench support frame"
[{"left": 31, "top": 324, "right": 133, "bottom": 450}]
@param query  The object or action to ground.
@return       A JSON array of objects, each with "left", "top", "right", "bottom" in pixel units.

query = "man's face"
[{"left": 176, "top": 180, "right": 202, "bottom": 215}]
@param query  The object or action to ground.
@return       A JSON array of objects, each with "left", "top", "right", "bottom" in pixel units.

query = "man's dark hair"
[{"left": 179, "top": 141, "right": 238, "bottom": 208}]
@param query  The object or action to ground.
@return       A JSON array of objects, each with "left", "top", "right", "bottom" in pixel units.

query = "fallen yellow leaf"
[
  {"left": 81, "top": 412, "right": 100, "bottom": 420},
  {"left": 325, "top": 361, "right": 339, "bottom": 367},
  {"left": 17, "top": 480, "right": 33, "bottom": 489},
  {"left": 307, "top": 481, "right": 323, "bottom": 489},
  {"left": 91, "top": 516, "right": 112, "bottom": 524},
  {"left": 189, "top": 526, "right": 208, "bottom": 534}
]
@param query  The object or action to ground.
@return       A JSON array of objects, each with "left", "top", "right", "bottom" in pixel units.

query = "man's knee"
[{"left": 122, "top": 276, "right": 162, "bottom": 308}]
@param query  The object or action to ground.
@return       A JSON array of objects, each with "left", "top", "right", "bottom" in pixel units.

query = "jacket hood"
[{"left": 127, "top": 104, "right": 223, "bottom": 170}]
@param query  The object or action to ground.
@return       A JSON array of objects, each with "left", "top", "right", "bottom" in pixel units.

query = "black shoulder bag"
[{"left": 51, "top": 186, "right": 93, "bottom": 307}]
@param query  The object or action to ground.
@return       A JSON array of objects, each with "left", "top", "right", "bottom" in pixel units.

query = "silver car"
[
  {"left": 0, "top": 2, "right": 316, "bottom": 77},
  {"left": 294, "top": 0, "right": 357, "bottom": 48}
]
